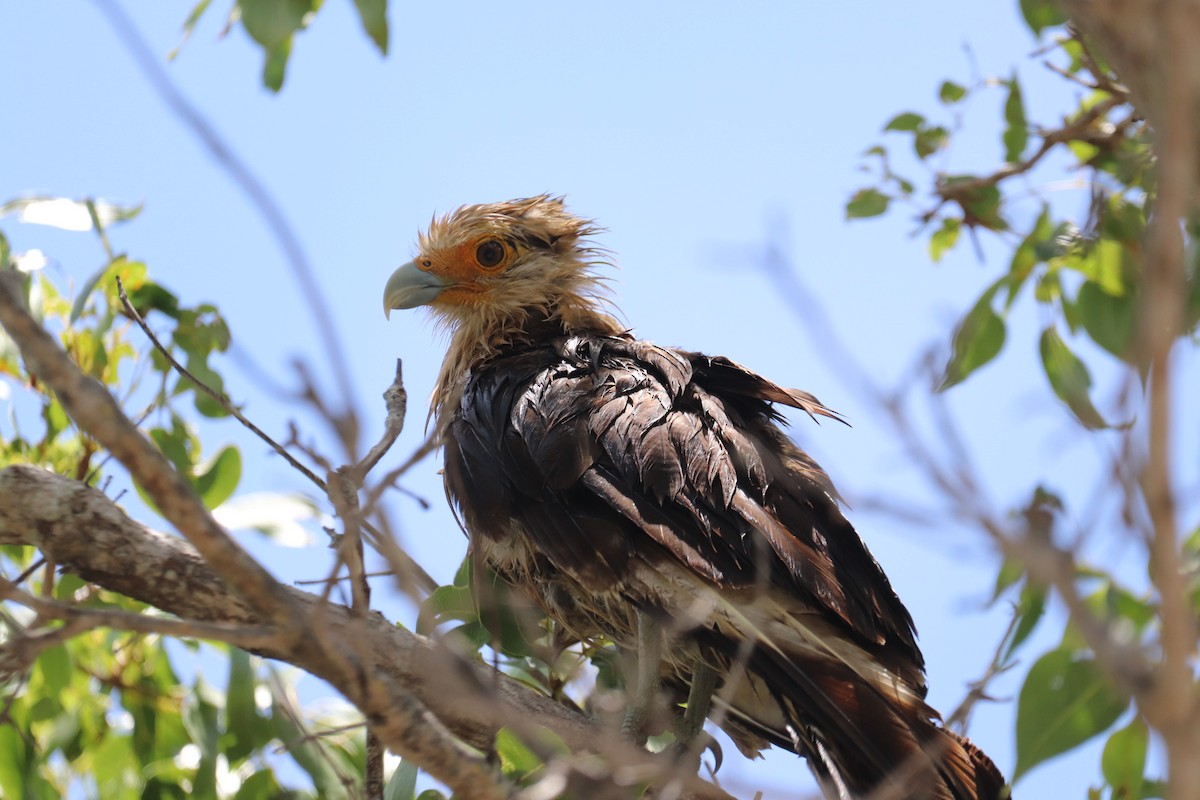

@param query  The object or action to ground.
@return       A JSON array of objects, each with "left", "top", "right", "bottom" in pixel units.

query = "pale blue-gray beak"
[{"left": 383, "top": 261, "right": 451, "bottom": 319}]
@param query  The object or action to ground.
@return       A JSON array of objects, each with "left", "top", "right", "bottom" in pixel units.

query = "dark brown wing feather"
[{"left": 443, "top": 331, "right": 1006, "bottom": 800}]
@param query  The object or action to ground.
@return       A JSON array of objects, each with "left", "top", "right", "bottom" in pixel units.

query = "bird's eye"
[{"left": 475, "top": 239, "right": 505, "bottom": 269}]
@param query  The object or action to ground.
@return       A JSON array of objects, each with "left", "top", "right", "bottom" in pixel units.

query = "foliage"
[
  {"left": 0, "top": 200, "right": 356, "bottom": 798},
  {"left": 177, "top": 0, "right": 389, "bottom": 91},
  {"left": 848, "top": 8, "right": 1198, "bottom": 796}
]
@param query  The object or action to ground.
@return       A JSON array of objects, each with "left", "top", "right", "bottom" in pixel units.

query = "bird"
[{"left": 383, "top": 195, "right": 1008, "bottom": 799}]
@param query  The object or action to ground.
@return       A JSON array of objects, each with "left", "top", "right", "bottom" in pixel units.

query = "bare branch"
[{"left": 116, "top": 276, "right": 327, "bottom": 491}]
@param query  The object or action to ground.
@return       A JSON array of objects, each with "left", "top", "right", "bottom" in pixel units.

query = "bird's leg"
[
  {"left": 678, "top": 660, "right": 718, "bottom": 745},
  {"left": 671, "top": 660, "right": 722, "bottom": 773},
  {"left": 620, "top": 608, "right": 662, "bottom": 743}
]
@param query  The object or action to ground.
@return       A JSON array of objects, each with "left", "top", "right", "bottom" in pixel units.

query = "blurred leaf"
[
  {"left": 415, "top": 791, "right": 448, "bottom": 800},
  {"left": 846, "top": 188, "right": 890, "bottom": 219},
  {"left": 940, "top": 290, "right": 1006, "bottom": 389},
  {"left": 238, "top": 0, "right": 313, "bottom": 48},
  {"left": 1101, "top": 197, "right": 1145, "bottom": 243},
  {"left": 1076, "top": 280, "right": 1136, "bottom": 360},
  {"left": 71, "top": 256, "right": 147, "bottom": 324},
  {"left": 268, "top": 683, "right": 347, "bottom": 798},
  {"left": 35, "top": 645, "right": 72, "bottom": 695},
  {"left": 991, "top": 557, "right": 1025, "bottom": 602},
  {"left": 1003, "top": 75, "right": 1029, "bottom": 163},
  {"left": 262, "top": 39, "right": 292, "bottom": 92},
  {"left": 352, "top": 0, "right": 388, "bottom": 53},
  {"left": 385, "top": 760, "right": 418, "bottom": 800},
  {"left": 417, "top": 584, "right": 478, "bottom": 635},
  {"left": 1020, "top": 0, "right": 1067, "bottom": 35},
  {"left": 939, "top": 80, "right": 967, "bottom": 104},
  {"left": 193, "top": 445, "right": 241, "bottom": 510},
  {"left": 127, "top": 281, "right": 181, "bottom": 319},
  {"left": 213, "top": 492, "right": 319, "bottom": 547},
  {"left": 1070, "top": 239, "right": 1129, "bottom": 295},
  {"left": 0, "top": 196, "right": 142, "bottom": 232},
  {"left": 929, "top": 217, "right": 961, "bottom": 262},
  {"left": 171, "top": 0, "right": 214, "bottom": 59},
  {"left": 1005, "top": 207, "right": 1054, "bottom": 307},
  {"left": 1005, "top": 583, "right": 1047, "bottom": 660},
  {"left": 494, "top": 727, "right": 543, "bottom": 780},
  {"left": 941, "top": 175, "right": 1008, "bottom": 231},
  {"left": 1014, "top": 649, "right": 1128, "bottom": 781},
  {"left": 914, "top": 124, "right": 949, "bottom": 160},
  {"left": 226, "top": 648, "right": 261, "bottom": 764},
  {"left": 233, "top": 771, "right": 285, "bottom": 800},
  {"left": 1039, "top": 327, "right": 1110, "bottom": 428},
  {"left": 884, "top": 112, "right": 924, "bottom": 132},
  {"left": 1101, "top": 717, "right": 1148, "bottom": 797}
]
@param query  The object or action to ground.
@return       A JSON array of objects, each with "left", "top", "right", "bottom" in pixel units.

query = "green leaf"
[
  {"left": 939, "top": 80, "right": 967, "bottom": 104},
  {"left": 914, "top": 124, "right": 949, "bottom": 160},
  {"left": 385, "top": 759, "right": 419, "bottom": 800},
  {"left": 238, "top": 0, "right": 313, "bottom": 48},
  {"left": 234, "top": 771, "right": 285, "bottom": 800},
  {"left": 262, "top": 39, "right": 292, "bottom": 92},
  {"left": 1004, "top": 75, "right": 1029, "bottom": 163},
  {"left": 1005, "top": 584, "right": 1047, "bottom": 660},
  {"left": 193, "top": 445, "right": 242, "bottom": 510},
  {"left": 846, "top": 188, "right": 890, "bottom": 219},
  {"left": 225, "top": 648, "right": 261, "bottom": 764},
  {"left": 1101, "top": 717, "right": 1148, "bottom": 797},
  {"left": 1076, "top": 281, "right": 1137, "bottom": 361},
  {"left": 1014, "top": 649, "right": 1129, "bottom": 781},
  {"left": 352, "top": 0, "right": 388, "bottom": 53},
  {"left": 884, "top": 112, "right": 924, "bottom": 132},
  {"left": 1069, "top": 239, "right": 1129, "bottom": 295},
  {"left": 127, "top": 281, "right": 181, "bottom": 319},
  {"left": 929, "top": 217, "right": 961, "bottom": 262},
  {"left": 172, "top": 0, "right": 214, "bottom": 59},
  {"left": 1039, "top": 327, "right": 1110, "bottom": 429},
  {"left": 939, "top": 291, "right": 1006, "bottom": 389},
  {"left": 1020, "top": 0, "right": 1067, "bottom": 35},
  {"left": 494, "top": 727, "right": 543, "bottom": 780},
  {"left": 34, "top": 645, "right": 73, "bottom": 695}
]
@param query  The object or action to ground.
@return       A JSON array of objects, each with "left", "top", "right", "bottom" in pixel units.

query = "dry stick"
[
  {"left": 0, "top": 271, "right": 297, "bottom": 630},
  {"left": 116, "top": 278, "right": 326, "bottom": 489},
  {"left": 1138, "top": 6, "right": 1199, "bottom": 799},
  {"left": 117, "top": 282, "right": 437, "bottom": 597},
  {"left": 0, "top": 579, "right": 280, "bottom": 656}
]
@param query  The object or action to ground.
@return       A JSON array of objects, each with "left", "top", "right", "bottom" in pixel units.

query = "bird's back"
[{"left": 442, "top": 327, "right": 1005, "bottom": 799}]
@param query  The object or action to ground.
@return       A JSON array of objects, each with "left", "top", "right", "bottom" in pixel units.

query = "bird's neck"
[{"left": 430, "top": 299, "right": 622, "bottom": 433}]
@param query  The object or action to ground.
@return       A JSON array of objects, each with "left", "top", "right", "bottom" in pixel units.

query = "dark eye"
[{"left": 475, "top": 239, "right": 505, "bottom": 268}]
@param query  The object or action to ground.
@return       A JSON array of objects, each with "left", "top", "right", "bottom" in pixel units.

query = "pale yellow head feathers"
[{"left": 384, "top": 195, "right": 622, "bottom": 425}]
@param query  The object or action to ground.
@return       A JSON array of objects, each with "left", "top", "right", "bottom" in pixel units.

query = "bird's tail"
[{"left": 760, "top": 650, "right": 1010, "bottom": 800}]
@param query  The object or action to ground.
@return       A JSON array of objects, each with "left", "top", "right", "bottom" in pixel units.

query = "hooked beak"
[{"left": 383, "top": 261, "right": 452, "bottom": 319}]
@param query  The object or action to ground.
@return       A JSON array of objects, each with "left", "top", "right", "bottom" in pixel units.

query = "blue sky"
[{"left": 5, "top": 2, "right": 1193, "bottom": 797}]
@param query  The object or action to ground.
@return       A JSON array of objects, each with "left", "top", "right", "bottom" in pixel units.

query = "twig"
[
  {"left": 116, "top": 277, "right": 327, "bottom": 490},
  {"left": 0, "top": 578, "right": 282, "bottom": 661}
]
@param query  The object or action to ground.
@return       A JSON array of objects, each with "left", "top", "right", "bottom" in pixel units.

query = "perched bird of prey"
[{"left": 384, "top": 196, "right": 1007, "bottom": 799}]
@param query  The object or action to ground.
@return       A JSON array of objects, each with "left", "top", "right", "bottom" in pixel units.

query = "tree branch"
[{"left": 0, "top": 465, "right": 732, "bottom": 800}]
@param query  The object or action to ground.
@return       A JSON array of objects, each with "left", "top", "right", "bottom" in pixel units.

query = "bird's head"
[{"left": 383, "top": 196, "right": 617, "bottom": 343}]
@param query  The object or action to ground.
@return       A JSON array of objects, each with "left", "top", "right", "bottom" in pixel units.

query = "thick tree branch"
[{"left": 0, "top": 465, "right": 732, "bottom": 800}]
